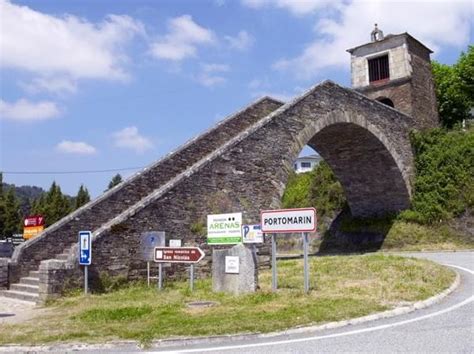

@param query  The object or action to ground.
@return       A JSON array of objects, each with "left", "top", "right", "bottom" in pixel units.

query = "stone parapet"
[
  {"left": 38, "top": 260, "right": 79, "bottom": 303},
  {"left": 0, "top": 258, "right": 8, "bottom": 289}
]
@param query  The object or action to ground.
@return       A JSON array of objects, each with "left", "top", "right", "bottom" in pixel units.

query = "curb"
[{"left": 0, "top": 267, "right": 462, "bottom": 352}]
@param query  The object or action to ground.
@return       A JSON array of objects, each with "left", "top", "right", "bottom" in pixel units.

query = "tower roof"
[{"left": 346, "top": 32, "right": 433, "bottom": 55}]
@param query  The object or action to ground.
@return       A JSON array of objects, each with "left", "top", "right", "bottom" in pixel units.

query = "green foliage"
[
  {"left": 282, "top": 161, "right": 346, "bottom": 220},
  {"left": 74, "top": 184, "right": 90, "bottom": 210},
  {"left": 107, "top": 173, "right": 123, "bottom": 191},
  {"left": 0, "top": 184, "right": 22, "bottom": 238},
  {"left": 32, "top": 181, "right": 72, "bottom": 227},
  {"left": 432, "top": 45, "right": 473, "bottom": 128},
  {"left": 402, "top": 128, "right": 474, "bottom": 224},
  {"left": 0, "top": 173, "right": 22, "bottom": 237}
]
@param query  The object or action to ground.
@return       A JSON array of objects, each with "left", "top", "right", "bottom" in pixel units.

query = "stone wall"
[
  {"left": 0, "top": 259, "right": 8, "bottom": 289},
  {"left": 10, "top": 97, "right": 283, "bottom": 283}
]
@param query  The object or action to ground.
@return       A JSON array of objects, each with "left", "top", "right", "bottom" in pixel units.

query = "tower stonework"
[{"left": 347, "top": 29, "right": 439, "bottom": 129}]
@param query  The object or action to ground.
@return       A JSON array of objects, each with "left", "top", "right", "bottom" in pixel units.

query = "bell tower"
[{"left": 347, "top": 25, "right": 439, "bottom": 129}]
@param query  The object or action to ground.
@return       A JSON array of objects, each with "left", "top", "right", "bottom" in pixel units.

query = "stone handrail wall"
[
  {"left": 0, "top": 259, "right": 8, "bottom": 289},
  {"left": 10, "top": 97, "right": 283, "bottom": 281}
]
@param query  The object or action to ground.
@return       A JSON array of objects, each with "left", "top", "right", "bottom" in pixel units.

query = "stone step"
[
  {"left": 55, "top": 254, "right": 69, "bottom": 260},
  {"left": 29, "top": 271, "right": 40, "bottom": 277},
  {"left": 0, "top": 289, "right": 38, "bottom": 303},
  {"left": 20, "top": 277, "right": 39, "bottom": 286},
  {"left": 10, "top": 283, "right": 39, "bottom": 294}
]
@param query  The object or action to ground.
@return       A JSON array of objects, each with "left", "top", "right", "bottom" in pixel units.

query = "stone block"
[
  {"left": 0, "top": 258, "right": 9, "bottom": 289},
  {"left": 212, "top": 244, "right": 257, "bottom": 295}
]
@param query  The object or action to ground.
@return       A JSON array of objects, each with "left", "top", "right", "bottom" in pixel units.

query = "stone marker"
[{"left": 212, "top": 244, "right": 257, "bottom": 295}]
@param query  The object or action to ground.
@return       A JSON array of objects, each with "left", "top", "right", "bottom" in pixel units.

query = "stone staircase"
[
  {"left": 1, "top": 97, "right": 284, "bottom": 303},
  {"left": 0, "top": 270, "right": 40, "bottom": 303},
  {"left": 0, "top": 248, "right": 72, "bottom": 304}
]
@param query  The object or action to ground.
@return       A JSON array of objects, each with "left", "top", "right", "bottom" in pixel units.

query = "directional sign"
[
  {"left": 23, "top": 215, "right": 45, "bottom": 240},
  {"left": 154, "top": 247, "right": 205, "bottom": 264},
  {"left": 79, "top": 231, "right": 92, "bottom": 265},
  {"left": 261, "top": 207, "right": 317, "bottom": 233}
]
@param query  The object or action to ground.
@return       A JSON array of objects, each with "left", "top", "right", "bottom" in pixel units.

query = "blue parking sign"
[{"left": 79, "top": 231, "right": 92, "bottom": 265}]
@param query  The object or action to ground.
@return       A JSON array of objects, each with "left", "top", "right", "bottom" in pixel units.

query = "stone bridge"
[{"left": 3, "top": 81, "right": 419, "bottom": 302}]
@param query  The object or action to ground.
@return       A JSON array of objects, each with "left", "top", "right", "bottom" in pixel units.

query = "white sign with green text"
[{"left": 207, "top": 212, "right": 242, "bottom": 245}]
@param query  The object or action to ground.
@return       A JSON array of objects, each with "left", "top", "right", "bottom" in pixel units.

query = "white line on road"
[{"left": 158, "top": 264, "right": 474, "bottom": 353}]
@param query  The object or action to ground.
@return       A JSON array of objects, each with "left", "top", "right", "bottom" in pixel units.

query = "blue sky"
[{"left": 1, "top": 0, "right": 472, "bottom": 197}]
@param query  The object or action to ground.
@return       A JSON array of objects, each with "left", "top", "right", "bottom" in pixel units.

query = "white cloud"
[
  {"left": 113, "top": 126, "right": 153, "bottom": 153},
  {"left": 0, "top": 0, "right": 144, "bottom": 88},
  {"left": 241, "top": 0, "right": 336, "bottom": 15},
  {"left": 196, "top": 63, "right": 230, "bottom": 87},
  {"left": 273, "top": 0, "right": 473, "bottom": 80},
  {"left": 150, "top": 15, "right": 215, "bottom": 61},
  {"left": 56, "top": 140, "right": 97, "bottom": 155},
  {"left": 224, "top": 30, "right": 255, "bottom": 50},
  {"left": 0, "top": 98, "right": 60, "bottom": 122},
  {"left": 20, "top": 76, "right": 78, "bottom": 95}
]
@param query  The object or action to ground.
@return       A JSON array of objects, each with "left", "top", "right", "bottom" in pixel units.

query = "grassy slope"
[{"left": 0, "top": 254, "right": 454, "bottom": 345}]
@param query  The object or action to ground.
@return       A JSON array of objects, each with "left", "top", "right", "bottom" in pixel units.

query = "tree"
[
  {"left": 74, "top": 184, "right": 90, "bottom": 209},
  {"left": 432, "top": 45, "right": 473, "bottom": 128},
  {"left": 33, "top": 182, "right": 72, "bottom": 227},
  {"left": 2, "top": 187, "right": 22, "bottom": 237},
  {"left": 107, "top": 174, "right": 123, "bottom": 190}
]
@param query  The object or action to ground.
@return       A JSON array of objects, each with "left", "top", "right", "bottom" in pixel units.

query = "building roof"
[
  {"left": 346, "top": 32, "right": 433, "bottom": 55},
  {"left": 296, "top": 154, "right": 321, "bottom": 161}
]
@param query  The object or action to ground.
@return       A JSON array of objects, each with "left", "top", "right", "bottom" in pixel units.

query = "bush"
[
  {"left": 282, "top": 161, "right": 346, "bottom": 220},
  {"left": 404, "top": 128, "right": 474, "bottom": 224}
]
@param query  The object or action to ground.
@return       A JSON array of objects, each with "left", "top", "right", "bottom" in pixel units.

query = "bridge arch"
[{"left": 284, "top": 111, "right": 411, "bottom": 217}]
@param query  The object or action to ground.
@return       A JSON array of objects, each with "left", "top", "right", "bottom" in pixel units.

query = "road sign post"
[
  {"left": 303, "top": 232, "right": 309, "bottom": 293},
  {"left": 154, "top": 247, "right": 205, "bottom": 292},
  {"left": 190, "top": 264, "right": 194, "bottom": 291},
  {"left": 271, "top": 233, "right": 277, "bottom": 291},
  {"left": 78, "top": 231, "right": 92, "bottom": 295},
  {"left": 261, "top": 208, "right": 316, "bottom": 293}
]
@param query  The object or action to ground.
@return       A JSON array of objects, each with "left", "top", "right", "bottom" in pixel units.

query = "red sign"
[
  {"left": 154, "top": 247, "right": 205, "bottom": 264},
  {"left": 24, "top": 215, "right": 45, "bottom": 227}
]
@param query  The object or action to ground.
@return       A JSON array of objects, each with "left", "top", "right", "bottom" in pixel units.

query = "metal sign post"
[
  {"left": 158, "top": 263, "right": 163, "bottom": 290},
  {"left": 303, "top": 232, "right": 309, "bottom": 293},
  {"left": 271, "top": 233, "right": 277, "bottom": 291},
  {"left": 190, "top": 264, "right": 194, "bottom": 292},
  {"left": 79, "top": 231, "right": 92, "bottom": 295},
  {"left": 147, "top": 262, "right": 151, "bottom": 287},
  {"left": 84, "top": 266, "right": 89, "bottom": 295}
]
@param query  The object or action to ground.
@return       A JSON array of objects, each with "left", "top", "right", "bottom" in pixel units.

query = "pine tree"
[
  {"left": 3, "top": 187, "right": 22, "bottom": 237},
  {"left": 75, "top": 184, "right": 90, "bottom": 209},
  {"left": 33, "top": 182, "right": 72, "bottom": 227},
  {"left": 107, "top": 174, "right": 123, "bottom": 190}
]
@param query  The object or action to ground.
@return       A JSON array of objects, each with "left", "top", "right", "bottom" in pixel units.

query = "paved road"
[{"left": 155, "top": 251, "right": 473, "bottom": 353}]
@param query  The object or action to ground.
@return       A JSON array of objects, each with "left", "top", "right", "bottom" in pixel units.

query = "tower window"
[
  {"left": 377, "top": 97, "right": 394, "bottom": 107},
  {"left": 368, "top": 55, "right": 389, "bottom": 83}
]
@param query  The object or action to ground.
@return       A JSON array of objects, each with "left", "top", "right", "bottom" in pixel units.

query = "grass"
[{"left": 0, "top": 254, "right": 455, "bottom": 345}]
